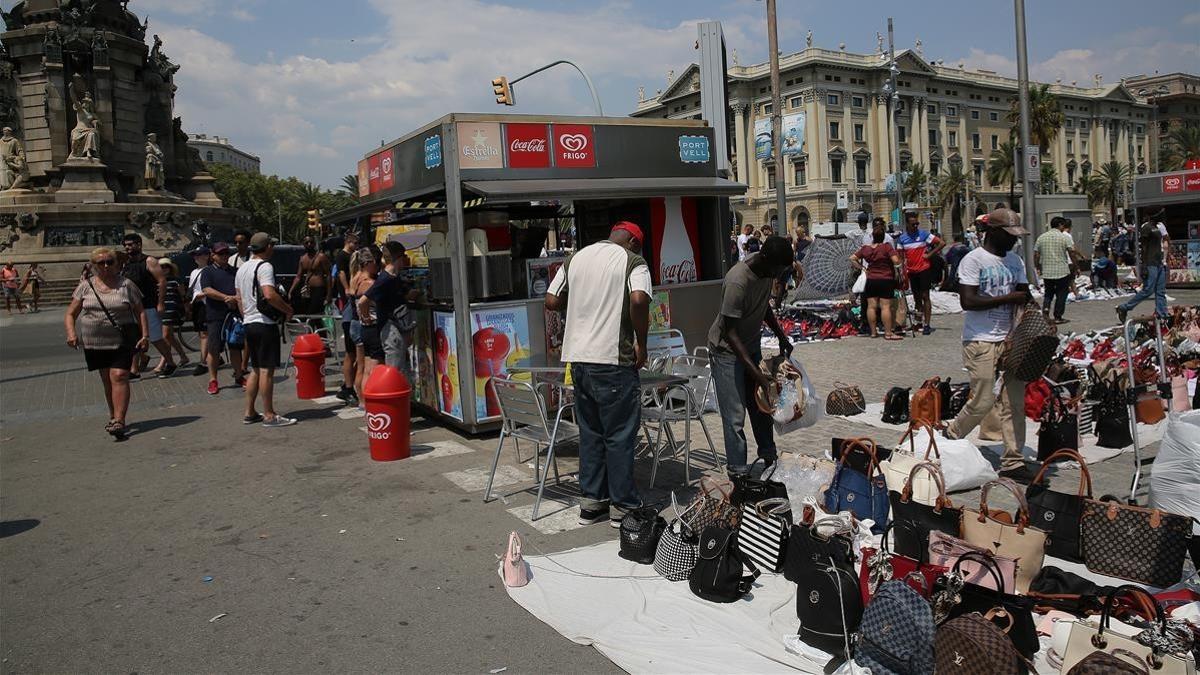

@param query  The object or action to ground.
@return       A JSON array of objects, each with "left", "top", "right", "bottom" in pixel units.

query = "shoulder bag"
[
  {"left": 1002, "top": 302, "right": 1059, "bottom": 382},
  {"left": 784, "top": 514, "right": 856, "bottom": 583},
  {"left": 888, "top": 461, "right": 962, "bottom": 563},
  {"left": 1025, "top": 449, "right": 1091, "bottom": 563},
  {"left": 858, "top": 522, "right": 948, "bottom": 606},
  {"left": 1060, "top": 585, "right": 1197, "bottom": 674},
  {"left": 960, "top": 478, "right": 1047, "bottom": 594},
  {"left": 682, "top": 475, "right": 739, "bottom": 533},
  {"left": 882, "top": 386, "right": 911, "bottom": 424},
  {"left": 653, "top": 493, "right": 698, "bottom": 581},
  {"left": 1067, "top": 650, "right": 1153, "bottom": 675},
  {"left": 253, "top": 261, "right": 285, "bottom": 322},
  {"left": 824, "top": 440, "right": 889, "bottom": 534},
  {"left": 1038, "top": 395, "right": 1080, "bottom": 461},
  {"left": 85, "top": 277, "right": 141, "bottom": 348},
  {"left": 854, "top": 579, "right": 936, "bottom": 675},
  {"left": 1080, "top": 498, "right": 1192, "bottom": 588},
  {"left": 928, "top": 529, "right": 1018, "bottom": 592},
  {"left": 688, "top": 525, "right": 759, "bottom": 603},
  {"left": 826, "top": 382, "right": 867, "bottom": 417},
  {"left": 934, "top": 610, "right": 1030, "bottom": 674},
  {"left": 729, "top": 458, "right": 789, "bottom": 509},
  {"left": 832, "top": 437, "right": 892, "bottom": 476},
  {"left": 935, "top": 551, "right": 1040, "bottom": 661},
  {"left": 910, "top": 377, "right": 944, "bottom": 427},
  {"left": 1092, "top": 368, "right": 1134, "bottom": 449},
  {"left": 500, "top": 531, "right": 529, "bottom": 588},
  {"left": 736, "top": 497, "right": 790, "bottom": 574},
  {"left": 881, "top": 422, "right": 943, "bottom": 506},
  {"left": 618, "top": 507, "right": 666, "bottom": 565}
]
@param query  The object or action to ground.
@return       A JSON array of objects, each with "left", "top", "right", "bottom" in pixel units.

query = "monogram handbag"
[
  {"left": 729, "top": 458, "right": 790, "bottom": 509},
  {"left": 927, "top": 530, "right": 1018, "bottom": 593},
  {"left": 1002, "top": 302, "right": 1059, "bottom": 382},
  {"left": 882, "top": 422, "right": 943, "bottom": 506},
  {"left": 736, "top": 497, "right": 790, "bottom": 573},
  {"left": 682, "top": 475, "right": 740, "bottom": 533},
  {"left": 1080, "top": 499, "right": 1192, "bottom": 587},
  {"left": 935, "top": 551, "right": 1040, "bottom": 661},
  {"left": 888, "top": 461, "right": 962, "bottom": 563},
  {"left": 1026, "top": 449, "right": 1092, "bottom": 562},
  {"left": 960, "top": 478, "right": 1048, "bottom": 594},
  {"left": 1067, "top": 650, "right": 1153, "bottom": 674},
  {"left": 859, "top": 522, "right": 948, "bottom": 606},
  {"left": 824, "top": 441, "right": 889, "bottom": 534},
  {"left": 1060, "top": 585, "right": 1198, "bottom": 674},
  {"left": 618, "top": 507, "right": 667, "bottom": 565},
  {"left": 934, "top": 610, "right": 1030, "bottom": 674},
  {"left": 854, "top": 579, "right": 936, "bottom": 675},
  {"left": 785, "top": 515, "right": 856, "bottom": 583},
  {"left": 826, "top": 382, "right": 867, "bottom": 416}
]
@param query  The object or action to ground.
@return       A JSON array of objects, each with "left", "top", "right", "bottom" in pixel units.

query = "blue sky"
[{"left": 122, "top": 0, "right": 1199, "bottom": 189}]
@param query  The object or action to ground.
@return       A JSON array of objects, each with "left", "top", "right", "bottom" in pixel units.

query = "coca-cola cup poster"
[
  {"left": 408, "top": 309, "right": 436, "bottom": 407},
  {"left": 433, "top": 311, "right": 462, "bottom": 420},
  {"left": 650, "top": 197, "right": 701, "bottom": 285},
  {"left": 471, "top": 307, "right": 532, "bottom": 421}
]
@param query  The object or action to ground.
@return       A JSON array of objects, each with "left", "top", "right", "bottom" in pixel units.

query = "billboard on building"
[
  {"left": 782, "top": 113, "right": 806, "bottom": 156},
  {"left": 754, "top": 118, "right": 772, "bottom": 160}
]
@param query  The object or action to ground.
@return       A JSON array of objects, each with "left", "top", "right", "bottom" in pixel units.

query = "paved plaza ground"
[{"left": 2, "top": 289, "right": 1197, "bottom": 673}]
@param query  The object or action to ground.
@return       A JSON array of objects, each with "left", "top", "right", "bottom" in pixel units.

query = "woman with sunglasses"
[{"left": 64, "top": 247, "right": 150, "bottom": 439}]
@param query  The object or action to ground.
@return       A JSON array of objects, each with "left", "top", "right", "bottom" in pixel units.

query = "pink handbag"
[
  {"left": 927, "top": 529, "right": 1018, "bottom": 593},
  {"left": 1172, "top": 375, "right": 1191, "bottom": 412},
  {"left": 501, "top": 531, "right": 529, "bottom": 588}
]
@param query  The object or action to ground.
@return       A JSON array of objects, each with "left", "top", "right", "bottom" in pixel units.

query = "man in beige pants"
[{"left": 944, "top": 209, "right": 1035, "bottom": 483}]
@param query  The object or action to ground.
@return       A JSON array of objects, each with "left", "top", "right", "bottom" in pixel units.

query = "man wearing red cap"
[{"left": 545, "top": 222, "right": 652, "bottom": 527}]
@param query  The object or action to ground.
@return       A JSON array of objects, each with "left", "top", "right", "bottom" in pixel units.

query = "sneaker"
[
  {"left": 157, "top": 364, "right": 177, "bottom": 379},
  {"left": 335, "top": 387, "right": 355, "bottom": 404},
  {"left": 578, "top": 507, "right": 608, "bottom": 526},
  {"left": 1055, "top": 317, "right": 1070, "bottom": 324},
  {"left": 262, "top": 416, "right": 297, "bottom": 428},
  {"left": 207, "top": 379, "right": 219, "bottom": 395},
  {"left": 234, "top": 375, "right": 247, "bottom": 388},
  {"left": 1116, "top": 306, "right": 1128, "bottom": 325},
  {"left": 191, "top": 364, "right": 208, "bottom": 377},
  {"left": 243, "top": 413, "right": 264, "bottom": 425},
  {"left": 998, "top": 465, "right": 1037, "bottom": 484},
  {"left": 922, "top": 325, "right": 933, "bottom": 336}
]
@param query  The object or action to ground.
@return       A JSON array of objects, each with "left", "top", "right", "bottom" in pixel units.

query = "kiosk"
[
  {"left": 327, "top": 114, "right": 745, "bottom": 432},
  {"left": 1134, "top": 169, "right": 1200, "bottom": 288}
]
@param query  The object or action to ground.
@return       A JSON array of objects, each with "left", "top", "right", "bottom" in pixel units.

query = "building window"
[
  {"left": 1137, "top": 143, "right": 1144, "bottom": 158},
  {"left": 1082, "top": 164, "right": 1091, "bottom": 178},
  {"left": 794, "top": 161, "right": 807, "bottom": 186},
  {"left": 1067, "top": 166, "right": 1076, "bottom": 185},
  {"left": 206, "top": 151, "right": 213, "bottom": 162},
  {"left": 1082, "top": 140, "right": 1088, "bottom": 154},
  {"left": 1066, "top": 118, "right": 1074, "bottom": 128},
  {"left": 830, "top": 158, "right": 843, "bottom": 184},
  {"left": 766, "top": 165, "right": 776, "bottom": 190},
  {"left": 790, "top": 96, "right": 802, "bottom": 108},
  {"left": 927, "top": 103, "right": 937, "bottom": 115},
  {"left": 949, "top": 131, "right": 958, "bottom": 147},
  {"left": 928, "top": 129, "right": 939, "bottom": 146},
  {"left": 830, "top": 121, "right": 840, "bottom": 139},
  {"left": 855, "top": 159, "right": 868, "bottom": 185},
  {"left": 827, "top": 94, "right": 840, "bottom": 106},
  {"left": 1136, "top": 125, "right": 1144, "bottom": 134},
  {"left": 989, "top": 111, "right": 999, "bottom": 122},
  {"left": 1067, "top": 139, "right": 1074, "bottom": 154},
  {"left": 853, "top": 123, "right": 864, "bottom": 142},
  {"left": 898, "top": 126, "right": 907, "bottom": 143},
  {"left": 946, "top": 105, "right": 958, "bottom": 116},
  {"left": 930, "top": 161, "right": 941, "bottom": 176},
  {"left": 971, "top": 110, "right": 980, "bottom": 120},
  {"left": 896, "top": 100, "right": 905, "bottom": 113},
  {"left": 852, "top": 95, "right": 864, "bottom": 108},
  {"left": 973, "top": 163, "right": 983, "bottom": 186},
  {"left": 972, "top": 133, "right": 981, "bottom": 150},
  {"left": 763, "top": 103, "right": 773, "bottom": 114}
]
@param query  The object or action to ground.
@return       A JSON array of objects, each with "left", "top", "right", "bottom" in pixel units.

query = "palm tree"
[
  {"left": 934, "top": 164, "right": 969, "bottom": 235},
  {"left": 1039, "top": 164, "right": 1059, "bottom": 194},
  {"left": 1162, "top": 127, "right": 1200, "bottom": 171},
  {"left": 987, "top": 139, "right": 1018, "bottom": 206},
  {"left": 1095, "top": 161, "right": 1131, "bottom": 229},
  {"left": 339, "top": 174, "right": 360, "bottom": 200},
  {"left": 1006, "top": 84, "right": 1064, "bottom": 153},
  {"left": 903, "top": 163, "right": 929, "bottom": 204},
  {"left": 1073, "top": 175, "right": 1104, "bottom": 210}
]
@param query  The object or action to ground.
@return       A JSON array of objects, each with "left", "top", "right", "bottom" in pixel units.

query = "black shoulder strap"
[
  {"left": 86, "top": 278, "right": 123, "bottom": 330},
  {"left": 252, "top": 261, "right": 267, "bottom": 301}
]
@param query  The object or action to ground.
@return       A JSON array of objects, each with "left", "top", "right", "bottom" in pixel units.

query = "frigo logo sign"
[{"left": 366, "top": 412, "right": 392, "bottom": 440}]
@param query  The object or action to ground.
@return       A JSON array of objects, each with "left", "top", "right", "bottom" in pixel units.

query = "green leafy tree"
[
  {"left": 903, "top": 163, "right": 929, "bottom": 204},
  {"left": 208, "top": 164, "right": 350, "bottom": 243},
  {"left": 1039, "top": 164, "right": 1059, "bottom": 194},
  {"left": 1072, "top": 175, "right": 1104, "bottom": 210},
  {"left": 1007, "top": 84, "right": 1064, "bottom": 152},
  {"left": 987, "top": 139, "right": 1018, "bottom": 206},
  {"left": 934, "top": 164, "right": 969, "bottom": 235},
  {"left": 1095, "top": 160, "right": 1131, "bottom": 229},
  {"left": 340, "top": 174, "right": 360, "bottom": 200},
  {"left": 1162, "top": 127, "right": 1200, "bottom": 171}
]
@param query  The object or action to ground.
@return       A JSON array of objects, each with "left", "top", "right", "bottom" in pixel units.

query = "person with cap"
[
  {"left": 154, "top": 257, "right": 191, "bottom": 375},
  {"left": 944, "top": 208, "right": 1035, "bottom": 483},
  {"left": 200, "top": 241, "right": 246, "bottom": 395},
  {"left": 1035, "top": 216, "right": 1079, "bottom": 323},
  {"left": 1116, "top": 209, "right": 1170, "bottom": 323},
  {"left": 708, "top": 235, "right": 795, "bottom": 472},
  {"left": 121, "top": 232, "right": 175, "bottom": 378},
  {"left": 896, "top": 210, "right": 945, "bottom": 335},
  {"left": 545, "top": 221, "right": 652, "bottom": 527},
  {"left": 187, "top": 246, "right": 212, "bottom": 376},
  {"left": 235, "top": 232, "right": 295, "bottom": 427}
]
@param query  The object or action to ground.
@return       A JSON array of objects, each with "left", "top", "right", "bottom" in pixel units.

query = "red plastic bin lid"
[{"left": 362, "top": 364, "right": 412, "bottom": 399}]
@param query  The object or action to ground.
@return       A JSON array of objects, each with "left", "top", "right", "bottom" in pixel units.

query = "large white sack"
[
  {"left": 1149, "top": 410, "right": 1200, "bottom": 535},
  {"left": 909, "top": 426, "right": 998, "bottom": 493}
]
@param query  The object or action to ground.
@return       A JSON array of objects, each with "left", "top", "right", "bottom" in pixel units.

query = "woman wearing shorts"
[
  {"left": 352, "top": 246, "right": 383, "bottom": 404},
  {"left": 155, "top": 258, "right": 190, "bottom": 375},
  {"left": 64, "top": 247, "right": 149, "bottom": 439},
  {"left": 850, "top": 225, "right": 903, "bottom": 340},
  {"left": 187, "top": 247, "right": 211, "bottom": 376},
  {"left": 22, "top": 263, "right": 43, "bottom": 312}
]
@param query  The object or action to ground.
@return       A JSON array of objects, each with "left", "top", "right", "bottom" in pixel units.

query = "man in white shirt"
[
  {"left": 736, "top": 224, "right": 755, "bottom": 261},
  {"left": 187, "top": 246, "right": 211, "bottom": 376},
  {"left": 545, "top": 222, "right": 652, "bottom": 527},
  {"left": 858, "top": 213, "right": 894, "bottom": 246},
  {"left": 944, "top": 209, "right": 1035, "bottom": 482},
  {"left": 235, "top": 232, "right": 295, "bottom": 427}
]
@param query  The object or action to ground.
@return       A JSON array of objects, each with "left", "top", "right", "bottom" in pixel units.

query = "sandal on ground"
[
  {"left": 884, "top": 334, "right": 904, "bottom": 341},
  {"left": 107, "top": 421, "right": 127, "bottom": 439}
]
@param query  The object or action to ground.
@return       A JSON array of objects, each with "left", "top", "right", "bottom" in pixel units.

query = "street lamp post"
[
  {"left": 1014, "top": 0, "right": 1037, "bottom": 279},
  {"left": 765, "top": 0, "right": 787, "bottom": 235},
  {"left": 886, "top": 19, "right": 902, "bottom": 223}
]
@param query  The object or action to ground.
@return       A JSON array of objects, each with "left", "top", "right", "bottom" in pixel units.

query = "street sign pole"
[
  {"left": 766, "top": 0, "right": 787, "bottom": 235},
  {"left": 1014, "top": 0, "right": 1038, "bottom": 282}
]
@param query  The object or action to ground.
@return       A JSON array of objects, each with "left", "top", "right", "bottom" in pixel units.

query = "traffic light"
[
  {"left": 306, "top": 209, "right": 320, "bottom": 230},
  {"left": 492, "top": 76, "right": 514, "bottom": 106}
]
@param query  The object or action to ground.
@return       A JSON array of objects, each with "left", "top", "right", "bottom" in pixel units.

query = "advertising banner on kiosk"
[
  {"left": 433, "top": 311, "right": 463, "bottom": 420},
  {"left": 409, "top": 309, "right": 436, "bottom": 407},
  {"left": 470, "top": 306, "right": 532, "bottom": 421}
]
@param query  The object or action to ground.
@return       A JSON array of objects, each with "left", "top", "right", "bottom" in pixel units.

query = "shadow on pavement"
[
  {"left": 0, "top": 519, "right": 40, "bottom": 539},
  {"left": 128, "top": 416, "right": 202, "bottom": 434},
  {"left": 286, "top": 407, "right": 340, "bottom": 422}
]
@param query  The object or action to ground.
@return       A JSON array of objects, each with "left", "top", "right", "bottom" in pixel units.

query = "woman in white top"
[{"left": 187, "top": 247, "right": 211, "bottom": 376}]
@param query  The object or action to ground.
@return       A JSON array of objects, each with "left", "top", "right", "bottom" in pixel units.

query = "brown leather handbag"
[
  {"left": 960, "top": 478, "right": 1047, "bottom": 594},
  {"left": 934, "top": 610, "right": 1030, "bottom": 674},
  {"left": 825, "top": 382, "right": 866, "bottom": 416},
  {"left": 910, "top": 377, "right": 944, "bottom": 427},
  {"left": 1134, "top": 365, "right": 1167, "bottom": 425}
]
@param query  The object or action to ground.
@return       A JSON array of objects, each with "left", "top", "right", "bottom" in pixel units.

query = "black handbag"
[
  {"left": 729, "top": 458, "right": 789, "bottom": 510},
  {"left": 784, "top": 514, "right": 856, "bottom": 583},
  {"left": 618, "top": 507, "right": 667, "bottom": 565},
  {"left": 1026, "top": 449, "right": 1092, "bottom": 563},
  {"left": 252, "top": 261, "right": 286, "bottom": 322},
  {"left": 935, "top": 551, "right": 1040, "bottom": 661},
  {"left": 689, "top": 526, "right": 759, "bottom": 603},
  {"left": 1091, "top": 370, "right": 1134, "bottom": 449},
  {"left": 882, "top": 387, "right": 911, "bottom": 424},
  {"left": 936, "top": 378, "right": 954, "bottom": 420},
  {"left": 831, "top": 437, "right": 892, "bottom": 477},
  {"left": 1038, "top": 396, "right": 1080, "bottom": 461},
  {"left": 887, "top": 462, "right": 961, "bottom": 563},
  {"left": 946, "top": 382, "right": 971, "bottom": 418}
]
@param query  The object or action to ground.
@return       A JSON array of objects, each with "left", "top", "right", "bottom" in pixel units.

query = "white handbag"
[
  {"left": 1060, "top": 586, "right": 1197, "bottom": 674},
  {"left": 881, "top": 422, "right": 942, "bottom": 506}
]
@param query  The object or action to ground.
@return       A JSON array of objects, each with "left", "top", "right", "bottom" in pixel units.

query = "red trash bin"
[
  {"left": 291, "top": 333, "right": 327, "bottom": 400},
  {"left": 362, "top": 365, "right": 412, "bottom": 461}
]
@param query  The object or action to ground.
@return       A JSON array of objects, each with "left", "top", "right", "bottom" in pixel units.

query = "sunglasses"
[{"left": 94, "top": 259, "right": 117, "bottom": 267}]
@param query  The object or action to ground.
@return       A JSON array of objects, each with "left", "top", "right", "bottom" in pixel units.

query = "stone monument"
[{"left": 0, "top": 0, "right": 247, "bottom": 285}]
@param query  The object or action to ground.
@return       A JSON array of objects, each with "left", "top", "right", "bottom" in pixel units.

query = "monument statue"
[
  {"left": 0, "top": 127, "right": 30, "bottom": 191},
  {"left": 876, "top": 32, "right": 884, "bottom": 54},
  {"left": 68, "top": 77, "right": 100, "bottom": 161},
  {"left": 143, "top": 132, "right": 164, "bottom": 190},
  {"left": 805, "top": 30, "right": 812, "bottom": 48}
]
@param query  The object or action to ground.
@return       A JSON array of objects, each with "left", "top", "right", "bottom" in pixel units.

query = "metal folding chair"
[
  {"left": 640, "top": 355, "right": 722, "bottom": 486},
  {"left": 483, "top": 377, "right": 579, "bottom": 521}
]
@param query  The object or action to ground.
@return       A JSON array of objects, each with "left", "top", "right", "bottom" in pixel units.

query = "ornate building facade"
[
  {"left": 633, "top": 44, "right": 1160, "bottom": 232},
  {"left": 188, "top": 134, "right": 261, "bottom": 175}
]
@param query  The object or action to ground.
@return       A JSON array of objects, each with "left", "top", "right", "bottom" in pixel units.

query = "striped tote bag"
[{"left": 736, "top": 498, "right": 791, "bottom": 573}]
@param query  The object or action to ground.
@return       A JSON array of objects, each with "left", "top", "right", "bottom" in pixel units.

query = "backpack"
[
  {"left": 910, "top": 378, "right": 943, "bottom": 427},
  {"left": 689, "top": 526, "right": 759, "bottom": 603},
  {"left": 855, "top": 580, "right": 935, "bottom": 675},
  {"left": 618, "top": 507, "right": 666, "bottom": 565},
  {"left": 936, "top": 378, "right": 954, "bottom": 419},
  {"left": 882, "top": 387, "right": 911, "bottom": 424}
]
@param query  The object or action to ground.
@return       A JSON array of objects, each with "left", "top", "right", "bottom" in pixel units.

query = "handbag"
[
  {"left": 618, "top": 507, "right": 666, "bottom": 565},
  {"left": 882, "top": 386, "right": 911, "bottom": 424},
  {"left": 500, "top": 531, "right": 529, "bottom": 588},
  {"left": 934, "top": 610, "right": 1030, "bottom": 674},
  {"left": 960, "top": 478, "right": 1048, "bottom": 594},
  {"left": 736, "top": 497, "right": 790, "bottom": 573},
  {"left": 729, "top": 458, "right": 789, "bottom": 509},
  {"left": 1060, "top": 585, "right": 1198, "bottom": 674},
  {"left": 881, "top": 422, "right": 943, "bottom": 506},
  {"left": 796, "top": 553, "right": 863, "bottom": 659},
  {"left": 86, "top": 277, "right": 141, "bottom": 348},
  {"left": 826, "top": 382, "right": 867, "bottom": 416},
  {"left": 928, "top": 530, "right": 1019, "bottom": 593},
  {"left": 224, "top": 315, "right": 246, "bottom": 348},
  {"left": 785, "top": 514, "right": 856, "bottom": 583},
  {"left": 688, "top": 525, "right": 759, "bottom": 603},
  {"left": 682, "top": 475, "right": 740, "bottom": 533},
  {"left": 859, "top": 522, "right": 948, "bottom": 606},
  {"left": 1002, "top": 302, "right": 1059, "bottom": 382},
  {"left": 1026, "top": 449, "right": 1092, "bottom": 562},
  {"left": 946, "top": 382, "right": 971, "bottom": 419},
  {"left": 1135, "top": 365, "right": 1167, "bottom": 425},
  {"left": 936, "top": 551, "right": 1040, "bottom": 661},
  {"left": 832, "top": 437, "right": 892, "bottom": 476},
  {"left": 910, "top": 377, "right": 944, "bottom": 427},
  {"left": 1080, "top": 498, "right": 1192, "bottom": 587},
  {"left": 1067, "top": 650, "right": 1152, "bottom": 674},
  {"left": 1038, "top": 396, "right": 1080, "bottom": 461},
  {"left": 1093, "top": 370, "right": 1135, "bottom": 448},
  {"left": 854, "top": 579, "right": 936, "bottom": 675},
  {"left": 888, "top": 461, "right": 962, "bottom": 563},
  {"left": 654, "top": 494, "right": 698, "bottom": 581},
  {"left": 824, "top": 441, "right": 889, "bottom": 534}
]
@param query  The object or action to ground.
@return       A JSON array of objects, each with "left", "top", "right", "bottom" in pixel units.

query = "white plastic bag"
[
  {"left": 908, "top": 426, "right": 996, "bottom": 492},
  {"left": 775, "top": 455, "right": 836, "bottom": 516},
  {"left": 1149, "top": 410, "right": 1200, "bottom": 535},
  {"left": 772, "top": 357, "right": 822, "bottom": 435},
  {"left": 851, "top": 271, "right": 867, "bottom": 295}
]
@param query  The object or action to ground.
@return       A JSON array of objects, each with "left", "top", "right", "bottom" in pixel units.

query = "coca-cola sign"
[
  {"left": 505, "top": 123, "right": 550, "bottom": 169},
  {"left": 1185, "top": 172, "right": 1200, "bottom": 191},
  {"left": 651, "top": 197, "right": 701, "bottom": 286},
  {"left": 660, "top": 258, "right": 697, "bottom": 285},
  {"left": 367, "top": 152, "right": 383, "bottom": 193}
]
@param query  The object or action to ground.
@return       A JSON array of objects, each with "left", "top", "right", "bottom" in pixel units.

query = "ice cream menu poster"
[
  {"left": 471, "top": 307, "right": 532, "bottom": 421},
  {"left": 432, "top": 311, "right": 462, "bottom": 420}
]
